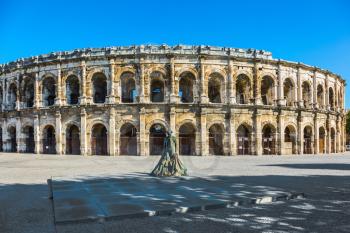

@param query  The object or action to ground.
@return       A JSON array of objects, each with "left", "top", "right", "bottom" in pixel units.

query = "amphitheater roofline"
[{"left": 0, "top": 44, "right": 345, "bottom": 83}]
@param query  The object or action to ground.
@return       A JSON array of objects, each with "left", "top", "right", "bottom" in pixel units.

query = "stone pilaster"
[
  {"left": 229, "top": 109, "right": 236, "bottom": 155},
  {"left": 34, "top": 114, "right": 40, "bottom": 154},
  {"left": 253, "top": 61, "right": 261, "bottom": 105},
  {"left": 109, "top": 108, "right": 116, "bottom": 156},
  {"left": 55, "top": 64, "right": 62, "bottom": 106},
  {"left": 228, "top": 61, "right": 236, "bottom": 104},
  {"left": 200, "top": 57, "right": 208, "bottom": 103},
  {"left": 34, "top": 72, "right": 40, "bottom": 108},
  {"left": 297, "top": 115, "right": 303, "bottom": 154},
  {"left": 277, "top": 63, "right": 285, "bottom": 106},
  {"left": 80, "top": 109, "right": 87, "bottom": 155},
  {"left": 139, "top": 108, "right": 146, "bottom": 156},
  {"left": 79, "top": 61, "right": 87, "bottom": 105},
  {"left": 169, "top": 57, "right": 177, "bottom": 103},
  {"left": 200, "top": 108, "right": 207, "bottom": 155},
  {"left": 55, "top": 111, "right": 62, "bottom": 154},
  {"left": 254, "top": 112, "right": 262, "bottom": 155},
  {"left": 277, "top": 112, "right": 284, "bottom": 155},
  {"left": 138, "top": 60, "right": 145, "bottom": 103},
  {"left": 314, "top": 114, "right": 319, "bottom": 154},
  {"left": 313, "top": 70, "right": 317, "bottom": 109},
  {"left": 297, "top": 66, "right": 303, "bottom": 108},
  {"left": 16, "top": 117, "right": 21, "bottom": 152},
  {"left": 108, "top": 59, "right": 116, "bottom": 104}
]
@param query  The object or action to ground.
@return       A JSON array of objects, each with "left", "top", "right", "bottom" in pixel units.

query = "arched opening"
[
  {"left": 66, "top": 125, "right": 80, "bottom": 155},
  {"left": 261, "top": 76, "right": 275, "bottom": 105},
  {"left": 236, "top": 124, "right": 251, "bottom": 155},
  {"left": 8, "top": 126, "right": 16, "bottom": 152},
  {"left": 23, "top": 126, "right": 34, "bottom": 153},
  {"left": 284, "top": 125, "right": 296, "bottom": 154},
  {"left": 262, "top": 124, "right": 276, "bottom": 155},
  {"left": 303, "top": 126, "right": 313, "bottom": 154},
  {"left": 283, "top": 78, "right": 294, "bottom": 107},
  {"left": 179, "top": 72, "right": 194, "bottom": 103},
  {"left": 66, "top": 75, "right": 80, "bottom": 105},
  {"left": 8, "top": 83, "right": 17, "bottom": 110},
  {"left": 43, "top": 125, "right": 56, "bottom": 154},
  {"left": 42, "top": 77, "right": 56, "bottom": 107},
  {"left": 319, "top": 127, "right": 326, "bottom": 154},
  {"left": 209, "top": 124, "right": 224, "bottom": 155},
  {"left": 22, "top": 77, "right": 34, "bottom": 108},
  {"left": 92, "top": 73, "right": 107, "bottom": 104},
  {"left": 317, "top": 85, "right": 324, "bottom": 109},
  {"left": 330, "top": 128, "right": 336, "bottom": 153},
  {"left": 150, "top": 72, "right": 165, "bottom": 102},
  {"left": 91, "top": 124, "right": 107, "bottom": 155},
  {"left": 149, "top": 124, "right": 167, "bottom": 155},
  {"left": 121, "top": 72, "right": 136, "bottom": 103},
  {"left": 302, "top": 82, "right": 311, "bottom": 108},
  {"left": 0, "top": 128, "right": 2, "bottom": 152},
  {"left": 208, "top": 73, "right": 222, "bottom": 103},
  {"left": 236, "top": 74, "right": 251, "bottom": 104},
  {"left": 329, "top": 87, "right": 334, "bottom": 110},
  {"left": 120, "top": 123, "right": 137, "bottom": 155},
  {"left": 179, "top": 123, "right": 196, "bottom": 155}
]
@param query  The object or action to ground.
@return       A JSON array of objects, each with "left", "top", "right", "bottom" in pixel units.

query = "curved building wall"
[{"left": 0, "top": 45, "right": 346, "bottom": 155}]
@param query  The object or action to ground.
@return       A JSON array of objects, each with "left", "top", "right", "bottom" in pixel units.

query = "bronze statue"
[{"left": 150, "top": 129, "right": 188, "bottom": 176}]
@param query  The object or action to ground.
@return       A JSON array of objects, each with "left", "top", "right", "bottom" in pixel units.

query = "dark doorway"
[
  {"left": 179, "top": 123, "right": 196, "bottom": 155},
  {"left": 237, "top": 124, "right": 251, "bottom": 155},
  {"left": 91, "top": 124, "right": 107, "bottom": 155},
  {"left": 66, "top": 125, "right": 80, "bottom": 155},
  {"left": 43, "top": 126, "right": 56, "bottom": 154},
  {"left": 149, "top": 124, "right": 166, "bottom": 155},
  {"left": 303, "top": 126, "right": 313, "bottom": 154},
  {"left": 179, "top": 73, "right": 194, "bottom": 103},
  {"left": 319, "top": 127, "right": 326, "bottom": 153},
  {"left": 209, "top": 124, "right": 224, "bottom": 155},
  {"left": 23, "top": 126, "right": 34, "bottom": 153},
  {"left": 8, "top": 127, "right": 17, "bottom": 152},
  {"left": 42, "top": 77, "right": 56, "bottom": 106},
  {"left": 92, "top": 73, "right": 107, "bottom": 104},
  {"left": 284, "top": 125, "right": 296, "bottom": 154},
  {"left": 262, "top": 125, "right": 276, "bottom": 155},
  {"left": 120, "top": 123, "right": 137, "bottom": 155},
  {"left": 66, "top": 75, "right": 80, "bottom": 105}
]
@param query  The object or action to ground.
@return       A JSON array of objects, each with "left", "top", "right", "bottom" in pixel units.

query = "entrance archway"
[
  {"left": 149, "top": 124, "right": 166, "bottom": 155},
  {"left": 237, "top": 124, "right": 251, "bottom": 155},
  {"left": 120, "top": 123, "right": 137, "bottom": 155},
  {"left": 209, "top": 124, "right": 224, "bottom": 155},
  {"left": 43, "top": 125, "right": 56, "bottom": 154},
  {"left": 319, "top": 127, "right": 326, "bottom": 154},
  {"left": 303, "top": 126, "right": 313, "bottom": 154},
  {"left": 262, "top": 124, "right": 276, "bottom": 155},
  {"left": 23, "top": 126, "right": 34, "bottom": 153},
  {"left": 91, "top": 124, "right": 107, "bottom": 155},
  {"left": 179, "top": 123, "right": 196, "bottom": 155},
  {"left": 66, "top": 125, "right": 80, "bottom": 155},
  {"left": 8, "top": 126, "right": 17, "bottom": 152},
  {"left": 284, "top": 125, "right": 296, "bottom": 154}
]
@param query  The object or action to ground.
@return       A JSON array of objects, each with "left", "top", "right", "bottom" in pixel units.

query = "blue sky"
[{"left": 1, "top": 0, "right": 349, "bottom": 108}]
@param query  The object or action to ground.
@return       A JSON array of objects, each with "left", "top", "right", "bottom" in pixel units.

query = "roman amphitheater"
[{"left": 0, "top": 45, "right": 346, "bottom": 156}]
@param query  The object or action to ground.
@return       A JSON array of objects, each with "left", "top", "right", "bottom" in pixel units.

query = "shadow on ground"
[
  {"left": 261, "top": 163, "right": 350, "bottom": 170},
  {"left": 1, "top": 172, "right": 350, "bottom": 232}
]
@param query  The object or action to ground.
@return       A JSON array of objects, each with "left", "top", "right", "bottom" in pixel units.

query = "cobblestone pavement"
[{"left": 0, "top": 152, "right": 350, "bottom": 233}]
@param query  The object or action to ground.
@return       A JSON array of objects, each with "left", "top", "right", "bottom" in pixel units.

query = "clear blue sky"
[{"left": 1, "top": 0, "right": 349, "bottom": 108}]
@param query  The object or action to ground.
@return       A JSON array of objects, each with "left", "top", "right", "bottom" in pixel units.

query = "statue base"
[{"left": 150, "top": 153, "right": 188, "bottom": 177}]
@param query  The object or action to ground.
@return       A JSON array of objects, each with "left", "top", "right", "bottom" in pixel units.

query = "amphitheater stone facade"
[{"left": 0, "top": 45, "right": 346, "bottom": 156}]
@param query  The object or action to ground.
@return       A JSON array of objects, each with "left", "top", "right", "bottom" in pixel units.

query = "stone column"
[
  {"left": 298, "top": 115, "right": 303, "bottom": 154},
  {"left": 228, "top": 61, "right": 236, "bottom": 104},
  {"left": 108, "top": 59, "right": 116, "bottom": 104},
  {"left": 34, "top": 114, "right": 40, "bottom": 154},
  {"left": 297, "top": 66, "right": 303, "bottom": 108},
  {"left": 200, "top": 109, "right": 207, "bottom": 156},
  {"left": 314, "top": 114, "right": 319, "bottom": 154},
  {"left": 79, "top": 61, "right": 87, "bottom": 105},
  {"left": 1, "top": 79, "right": 5, "bottom": 111},
  {"left": 254, "top": 112, "right": 262, "bottom": 155},
  {"left": 313, "top": 70, "right": 317, "bottom": 109},
  {"left": 55, "top": 111, "right": 62, "bottom": 154},
  {"left": 139, "top": 107, "right": 146, "bottom": 156},
  {"left": 80, "top": 109, "right": 87, "bottom": 155},
  {"left": 170, "top": 57, "right": 177, "bottom": 103},
  {"left": 278, "top": 112, "right": 284, "bottom": 155},
  {"left": 109, "top": 108, "right": 116, "bottom": 156},
  {"left": 253, "top": 62, "right": 261, "bottom": 105},
  {"left": 170, "top": 107, "right": 177, "bottom": 153},
  {"left": 16, "top": 117, "right": 21, "bottom": 152},
  {"left": 34, "top": 72, "right": 40, "bottom": 108},
  {"left": 138, "top": 60, "right": 145, "bottom": 103},
  {"left": 325, "top": 75, "right": 329, "bottom": 110},
  {"left": 277, "top": 63, "right": 285, "bottom": 106},
  {"left": 229, "top": 109, "right": 236, "bottom": 155},
  {"left": 55, "top": 64, "right": 62, "bottom": 106},
  {"left": 2, "top": 119, "right": 8, "bottom": 152},
  {"left": 16, "top": 74, "right": 20, "bottom": 111},
  {"left": 200, "top": 57, "right": 208, "bottom": 103}
]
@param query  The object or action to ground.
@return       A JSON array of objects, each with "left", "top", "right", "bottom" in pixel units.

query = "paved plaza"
[{"left": 0, "top": 153, "right": 350, "bottom": 232}]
